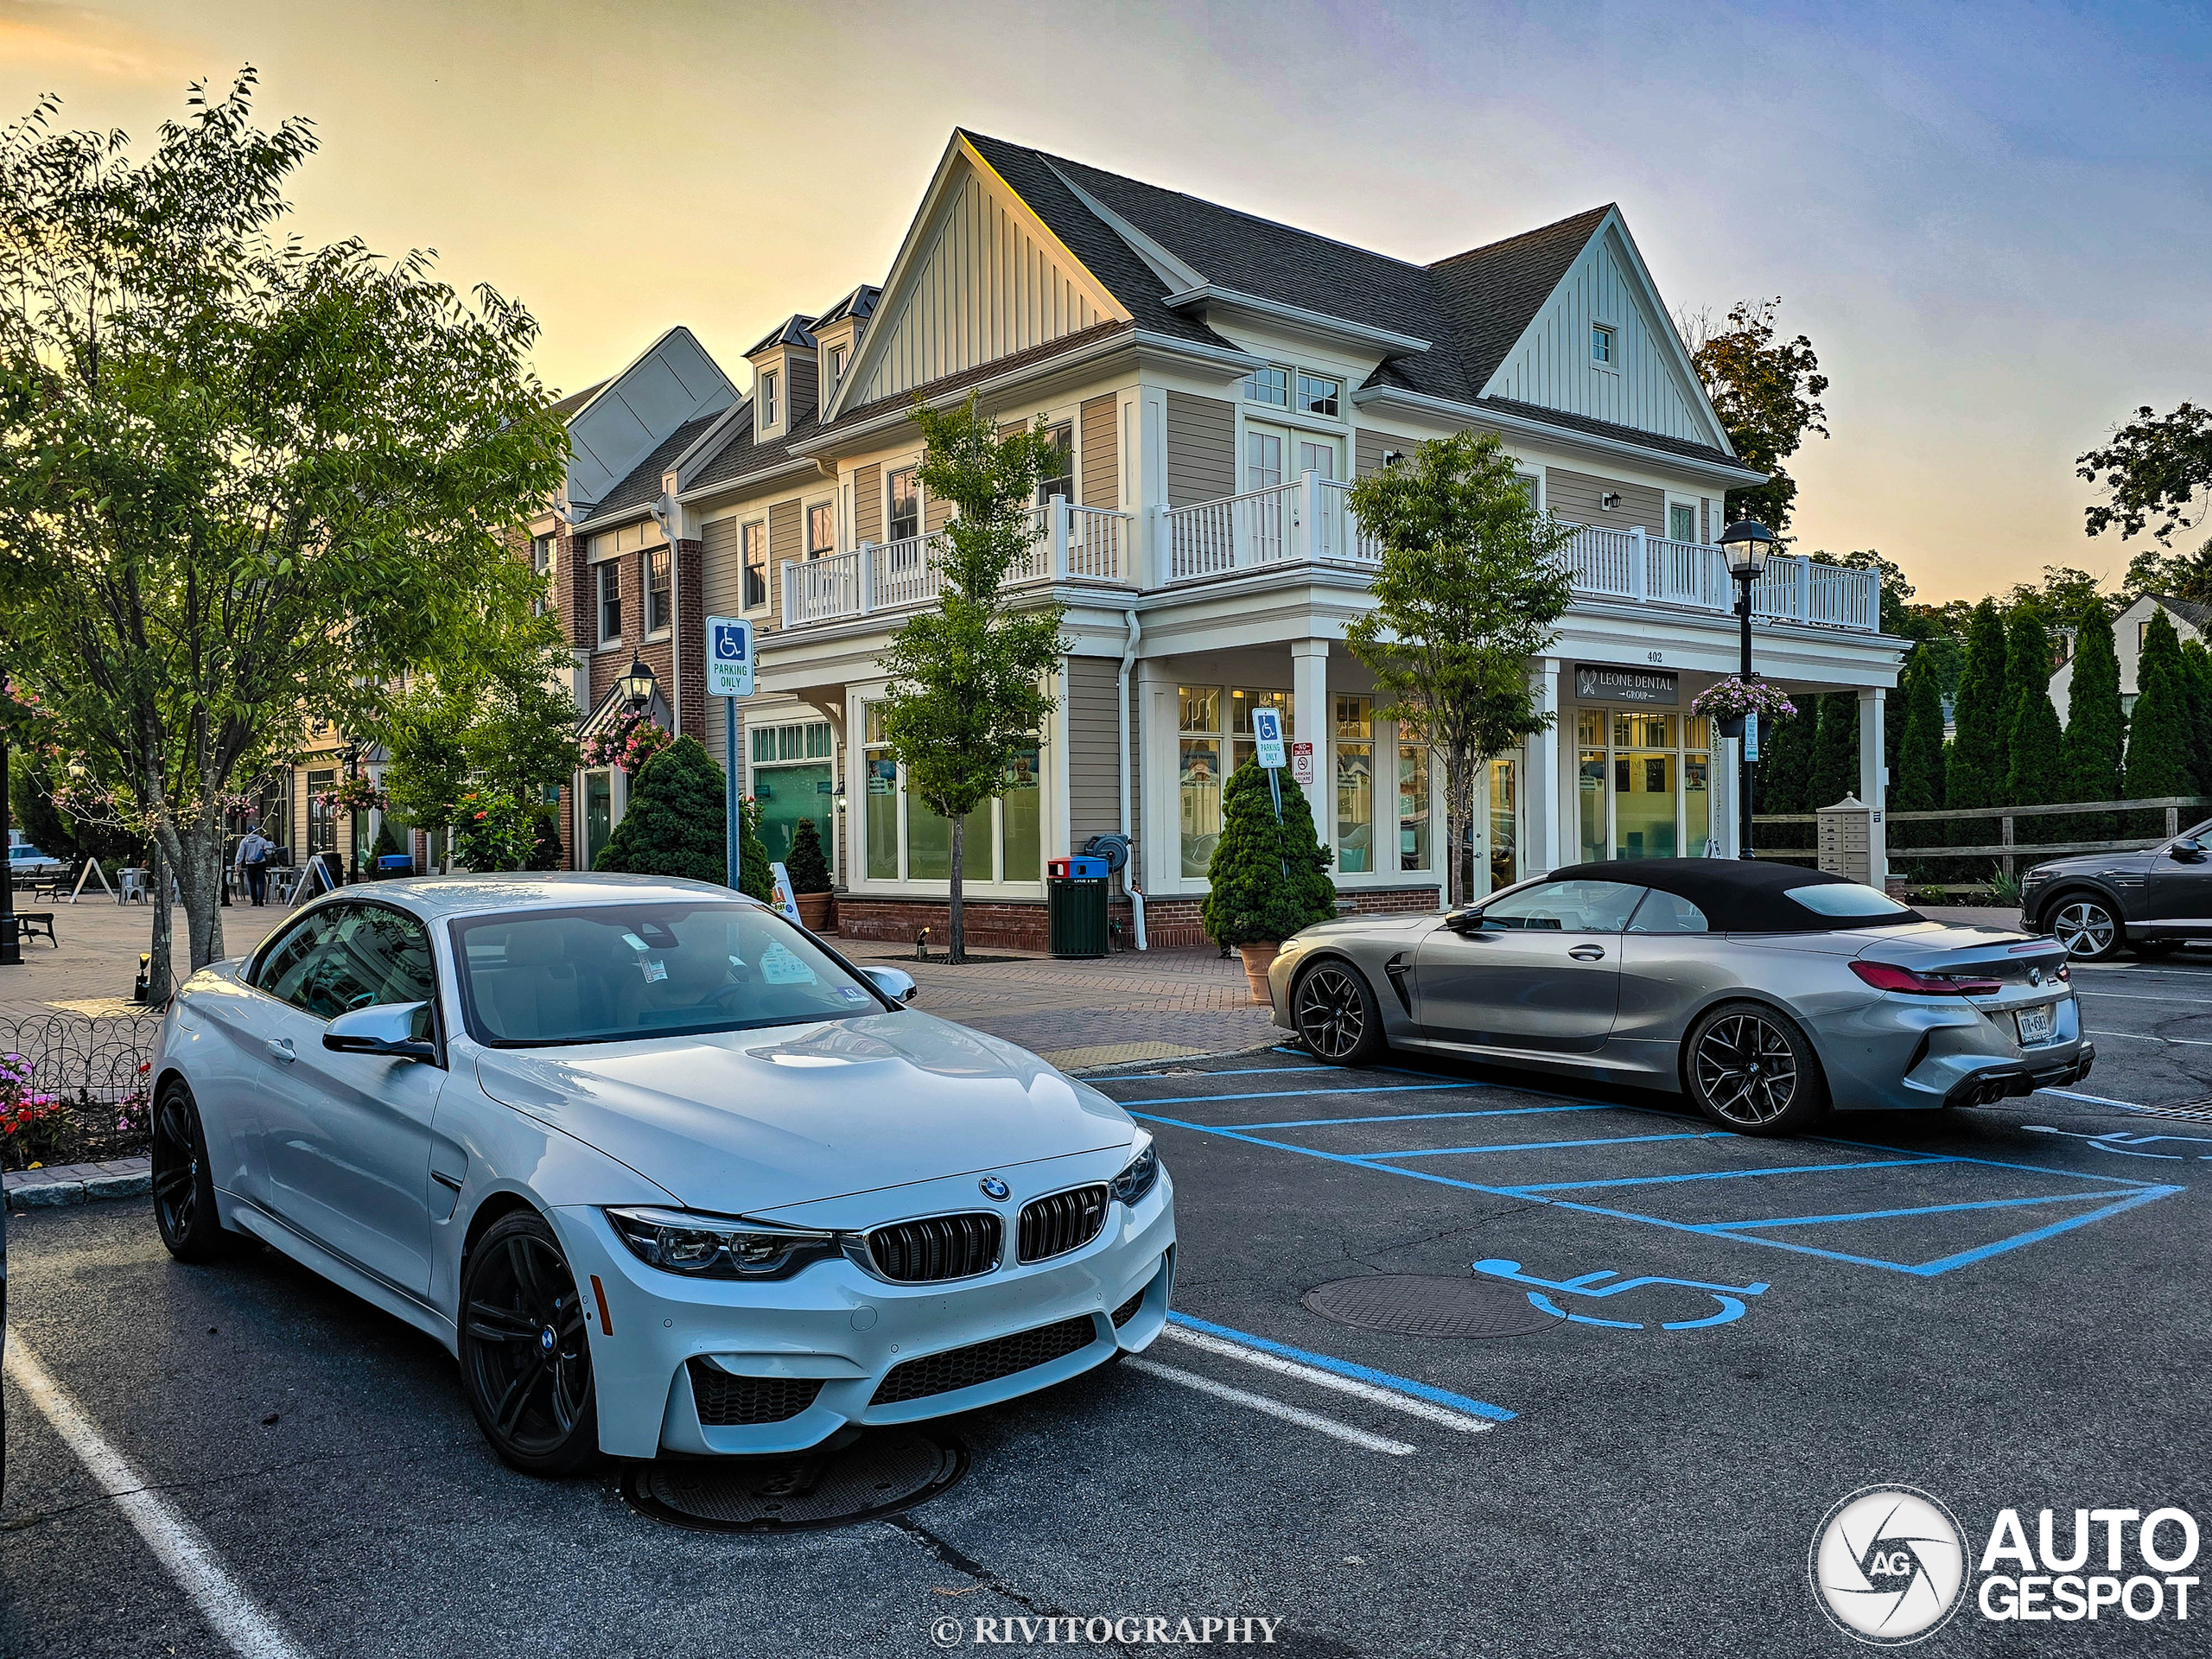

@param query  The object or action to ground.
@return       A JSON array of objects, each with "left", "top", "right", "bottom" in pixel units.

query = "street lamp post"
[
  {"left": 1719, "top": 518, "right": 1777, "bottom": 861},
  {"left": 618, "top": 657, "right": 658, "bottom": 715},
  {"left": 340, "top": 743, "right": 361, "bottom": 883}
]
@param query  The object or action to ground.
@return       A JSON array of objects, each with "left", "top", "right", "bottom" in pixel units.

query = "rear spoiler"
[{"left": 1854, "top": 931, "right": 2066, "bottom": 975}]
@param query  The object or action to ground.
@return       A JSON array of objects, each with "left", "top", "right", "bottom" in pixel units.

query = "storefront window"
[
  {"left": 1686, "top": 716, "right": 1713, "bottom": 856},
  {"left": 1489, "top": 758, "right": 1517, "bottom": 892},
  {"left": 750, "top": 721, "right": 835, "bottom": 873},
  {"left": 306, "top": 768, "right": 338, "bottom": 854},
  {"left": 1398, "top": 746, "right": 1430, "bottom": 871},
  {"left": 1228, "top": 687, "right": 1293, "bottom": 772},
  {"left": 1577, "top": 709, "right": 1606, "bottom": 865},
  {"left": 907, "top": 798, "right": 989, "bottom": 881},
  {"left": 863, "top": 704, "right": 898, "bottom": 880},
  {"left": 1001, "top": 742, "right": 1041, "bottom": 882},
  {"left": 1180, "top": 686, "right": 1223, "bottom": 878},
  {"left": 1612, "top": 711, "right": 1677, "bottom": 860},
  {"left": 1335, "top": 695, "right": 1373, "bottom": 874}
]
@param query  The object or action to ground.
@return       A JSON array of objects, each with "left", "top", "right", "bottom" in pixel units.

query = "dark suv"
[{"left": 2020, "top": 818, "right": 2212, "bottom": 960}]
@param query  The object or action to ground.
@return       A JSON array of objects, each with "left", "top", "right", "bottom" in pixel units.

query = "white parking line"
[
  {"left": 3, "top": 1338, "right": 311, "bottom": 1659},
  {"left": 2077, "top": 990, "right": 2212, "bottom": 1007},
  {"left": 1122, "top": 1358, "right": 1417, "bottom": 1456},
  {"left": 2088, "top": 1029, "right": 2212, "bottom": 1046},
  {"left": 1159, "top": 1324, "right": 1496, "bottom": 1433}
]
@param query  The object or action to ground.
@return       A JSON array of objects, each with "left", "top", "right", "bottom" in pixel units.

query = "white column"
[
  {"left": 1859, "top": 687, "right": 1888, "bottom": 887},
  {"left": 1523, "top": 657, "right": 1561, "bottom": 874},
  {"left": 1715, "top": 740, "right": 1740, "bottom": 858},
  {"left": 1049, "top": 660, "right": 1073, "bottom": 864},
  {"left": 1138, "top": 658, "right": 1176, "bottom": 893},
  {"left": 1292, "top": 639, "right": 1330, "bottom": 829}
]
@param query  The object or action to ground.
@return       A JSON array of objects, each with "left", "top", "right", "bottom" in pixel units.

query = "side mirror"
[
  {"left": 323, "top": 1000, "right": 438, "bottom": 1061},
  {"left": 2171, "top": 837, "right": 2206, "bottom": 862},
  {"left": 861, "top": 966, "right": 918, "bottom": 1006},
  {"left": 1444, "top": 910, "right": 1485, "bottom": 934}
]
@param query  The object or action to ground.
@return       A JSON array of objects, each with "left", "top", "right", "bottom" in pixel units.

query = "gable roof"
[
  {"left": 582, "top": 412, "right": 721, "bottom": 524},
  {"left": 950, "top": 133, "right": 1738, "bottom": 467},
  {"left": 747, "top": 315, "right": 819, "bottom": 358},
  {"left": 813, "top": 284, "right": 880, "bottom": 330},
  {"left": 683, "top": 393, "right": 824, "bottom": 496},
  {"left": 550, "top": 380, "right": 607, "bottom": 421},
  {"left": 2151, "top": 594, "right": 2212, "bottom": 632}
]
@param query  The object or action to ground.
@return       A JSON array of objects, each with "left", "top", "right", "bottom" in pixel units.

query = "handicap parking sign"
[
  {"left": 705, "top": 614, "right": 753, "bottom": 697},
  {"left": 1250, "top": 706, "right": 1286, "bottom": 769}
]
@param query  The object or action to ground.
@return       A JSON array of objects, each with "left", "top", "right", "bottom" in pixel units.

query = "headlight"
[
  {"left": 2022, "top": 866, "right": 2053, "bottom": 884},
  {"left": 1110, "top": 1140, "right": 1160, "bottom": 1207},
  {"left": 604, "top": 1206, "right": 845, "bottom": 1281}
]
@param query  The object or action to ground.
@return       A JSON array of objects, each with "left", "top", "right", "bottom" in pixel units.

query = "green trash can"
[{"left": 1046, "top": 857, "right": 1110, "bottom": 958}]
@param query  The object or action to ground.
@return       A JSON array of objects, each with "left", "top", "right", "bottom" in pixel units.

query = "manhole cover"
[
  {"left": 1303, "top": 1274, "right": 1565, "bottom": 1339},
  {"left": 622, "top": 1428, "right": 967, "bottom": 1532},
  {"left": 2133, "top": 1098, "right": 2212, "bottom": 1122}
]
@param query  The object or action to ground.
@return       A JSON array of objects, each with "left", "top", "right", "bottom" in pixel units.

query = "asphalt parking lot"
[{"left": 4, "top": 953, "right": 2209, "bottom": 1657}]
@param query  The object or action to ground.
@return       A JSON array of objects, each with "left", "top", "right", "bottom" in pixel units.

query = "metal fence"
[{"left": 0, "top": 1010, "right": 163, "bottom": 1104}]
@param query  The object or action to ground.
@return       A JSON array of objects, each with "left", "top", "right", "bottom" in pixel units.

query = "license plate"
[{"left": 2016, "top": 1004, "right": 2056, "bottom": 1046}]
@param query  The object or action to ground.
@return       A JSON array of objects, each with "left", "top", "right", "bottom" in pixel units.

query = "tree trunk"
[
  {"left": 948, "top": 816, "right": 966, "bottom": 964},
  {"left": 159, "top": 816, "right": 227, "bottom": 973},
  {"left": 147, "top": 840, "right": 174, "bottom": 1003},
  {"left": 1444, "top": 747, "right": 1470, "bottom": 912}
]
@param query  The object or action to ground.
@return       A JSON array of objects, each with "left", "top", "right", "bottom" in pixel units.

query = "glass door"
[
  {"left": 583, "top": 772, "right": 612, "bottom": 869},
  {"left": 1298, "top": 438, "right": 1342, "bottom": 555},
  {"left": 1244, "top": 427, "right": 1285, "bottom": 562},
  {"left": 1489, "top": 759, "right": 1518, "bottom": 893}
]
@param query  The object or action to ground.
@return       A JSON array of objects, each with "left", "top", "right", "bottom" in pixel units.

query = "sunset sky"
[{"left": 4, "top": 0, "right": 2205, "bottom": 603}]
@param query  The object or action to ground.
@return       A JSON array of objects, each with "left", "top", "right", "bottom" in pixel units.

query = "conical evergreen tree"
[
  {"left": 1947, "top": 599, "right": 2009, "bottom": 842},
  {"left": 1893, "top": 652, "right": 1946, "bottom": 849},
  {"left": 1753, "top": 699, "right": 1815, "bottom": 856},
  {"left": 2003, "top": 601, "right": 2065, "bottom": 832},
  {"left": 1200, "top": 757, "right": 1337, "bottom": 947},
  {"left": 594, "top": 736, "right": 771, "bottom": 899},
  {"left": 1810, "top": 691, "right": 1859, "bottom": 810},
  {"left": 2061, "top": 606, "right": 2124, "bottom": 842},
  {"left": 2180, "top": 639, "right": 2212, "bottom": 795},
  {"left": 2123, "top": 609, "right": 2196, "bottom": 835}
]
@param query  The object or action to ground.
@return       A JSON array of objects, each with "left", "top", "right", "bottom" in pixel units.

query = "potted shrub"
[
  {"left": 785, "top": 817, "right": 835, "bottom": 931},
  {"left": 1200, "top": 757, "right": 1338, "bottom": 1003}
]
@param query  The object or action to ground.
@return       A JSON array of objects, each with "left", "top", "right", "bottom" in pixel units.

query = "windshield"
[
  {"left": 452, "top": 903, "right": 884, "bottom": 1046},
  {"left": 1784, "top": 881, "right": 1913, "bottom": 918}
]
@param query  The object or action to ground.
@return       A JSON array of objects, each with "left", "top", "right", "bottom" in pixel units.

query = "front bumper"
[{"left": 550, "top": 1166, "right": 1175, "bottom": 1459}]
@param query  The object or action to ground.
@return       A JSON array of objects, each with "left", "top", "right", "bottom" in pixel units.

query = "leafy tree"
[
  {"left": 878, "top": 395, "right": 1068, "bottom": 961},
  {"left": 2180, "top": 639, "right": 2212, "bottom": 794},
  {"left": 596, "top": 737, "right": 728, "bottom": 888},
  {"left": 2002, "top": 601, "right": 2064, "bottom": 831},
  {"left": 1947, "top": 600, "right": 2010, "bottom": 840},
  {"left": 525, "top": 810, "right": 564, "bottom": 872},
  {"left": 381, "top": 623, "right": 578, "bottom": 849},
  {"left": 1342, "top": 429, "right": 1575, "bottom": 907},
  {"left": 785, "top": 816, "right": 831, "bottom": 894},
  {"left": 2120, "top": 538, "right": 2212, "bottom": 608},
  {"left": 1892, "top": 652, "right": 1946, "bottom": 871},
  {"left": 9, "top": 753, "right": 138, "bottom": 868},
  {"left": 2078, "top": 402, "right": 2212, "bottom": 547},
  {"left": 0, "top": 74, "right": 563, "bottom": 994},
  {"left": 1808, "top": 692, "right": 1859, "bottom": 812},
  {"left": 1682, "top": 298, "right": 1829, "bottom": 529},
  {"left": 1199, "top": 758, "right": 1335, "bottom": 948},
  {"left": 2018, "top": 564, "right": 2117, "bottom": 626},
  {"left": 2060, "top": 605, "right": 2124, "bottom": 841},
  {"left": 2123, "top": 609, "right": 2195, "bottom": 830},
  {"left": 1758, "top": 698, "right": 1815, "bottom": 826}
]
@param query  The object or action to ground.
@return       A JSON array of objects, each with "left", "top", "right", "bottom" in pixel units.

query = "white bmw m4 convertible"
[{"left": 149, "top": 874, "right": 1175, "bottom": 1473}]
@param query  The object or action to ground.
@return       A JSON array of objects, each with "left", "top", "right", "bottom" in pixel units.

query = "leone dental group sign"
[{"left": 1808, "top": 1484, "right": 2201, "bottom": 1644}]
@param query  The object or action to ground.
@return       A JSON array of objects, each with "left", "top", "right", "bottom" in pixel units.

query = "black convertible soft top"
[{"left": 1541, "top": 858, "right": 1925, "bottom": 932}]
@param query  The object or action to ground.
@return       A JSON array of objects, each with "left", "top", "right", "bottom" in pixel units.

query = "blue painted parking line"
[
  {"left": 1118, "top": 1082, "right": 1475, "bottom": 1109},
  {"left": 1120, "top": 1065, "right": 1338, "bottom": 1079},
  {"left": 1377, "top": 1131, "right": 1723, "bottom": 1160},
  {"left": 1128, "top": 1073, "right": 2190, "bottom": 1274},
  {"left": 1242, "top": 1103, "right": 1619, "bottom": 1130},
  {"left": 1166, "top": 1313, "right": 1515, "bottom": 1422}
]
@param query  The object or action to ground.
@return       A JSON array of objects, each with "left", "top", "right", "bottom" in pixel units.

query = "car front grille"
[
  {"left": 870, "top": 1315, "right": 1100, "bottom": 1406},
  {"left": 866, "top": 1212, "right": 1001, "bottom": 1282},
  {"left": 1110, "top": 1289, "right": 1145, "bottom": 1327},
  {"left": 1017, "top": 1185, "right": 1108, "bottom": 1264},
  {"left": 688, "top": 1359, "right": 823, "bottom": 1426}
]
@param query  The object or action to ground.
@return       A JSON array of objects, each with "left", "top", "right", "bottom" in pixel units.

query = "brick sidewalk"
[{"left": 0, "top": 892, "right": 287, "bottom": 1017}]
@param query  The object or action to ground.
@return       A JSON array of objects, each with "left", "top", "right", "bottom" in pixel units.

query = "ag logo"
[{"left": 1809, "top": 1485, "right": 1967, "bottom": 1644}]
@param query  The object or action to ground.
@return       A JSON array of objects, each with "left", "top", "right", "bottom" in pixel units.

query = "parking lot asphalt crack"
[{"left": 886, "top": 1515, "right": 1141, "bottom": 1656}]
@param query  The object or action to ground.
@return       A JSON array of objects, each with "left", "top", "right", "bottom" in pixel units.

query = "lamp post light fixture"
[
  {"left": 1718, "top": 518, "right": 1777, "bottom": 861},
  {"left": 619, "top": 657, "right": 658, "bottom": 712}
]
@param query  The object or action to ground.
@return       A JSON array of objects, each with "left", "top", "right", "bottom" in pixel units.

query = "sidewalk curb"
[
  {"left": 1065, "top": 1039, "right": 1299, "bottom": 1077},
  {"left": 5, "top": 1157, "right": 152, "bottom": 1211}
]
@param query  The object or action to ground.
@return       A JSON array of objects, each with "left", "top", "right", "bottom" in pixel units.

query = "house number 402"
[{"left": 1646, "top": 652, "right": 1663, "bottom": 663}]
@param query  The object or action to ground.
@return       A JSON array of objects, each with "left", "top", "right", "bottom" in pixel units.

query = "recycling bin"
[{"left": 1046, "top": 868, "right": 1110, "bottom": 958}]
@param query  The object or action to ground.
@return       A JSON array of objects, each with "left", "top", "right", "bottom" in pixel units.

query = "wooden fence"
[{"left": 1754, "top": 795, "right": 2212, "bottom": 879}]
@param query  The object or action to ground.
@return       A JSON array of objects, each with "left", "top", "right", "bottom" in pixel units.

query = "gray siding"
[
  {"left": 853, "top": 462, "right": 881, "bottom": 543},
  {"left": 1545, "top": 467, "right": 1663, "bottom": 534},
  {"left": 1065, "top": 654, "right": 1126, "bottom": 850},
  {"left": 1080, "top": 392, "right": 1119, "bottom": 507},
  {"left": 1165, "top": 391, "right": 1234, "bottom": 506},
  {"left": 768, "top": 499, "right": 801, "bottom": 626}
]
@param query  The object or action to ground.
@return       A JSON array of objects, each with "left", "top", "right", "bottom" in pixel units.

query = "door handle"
[
  {"left": 1567, "top": 944, "right": 1606, "bottom": 962},
  {"left": 265, "top": 1037, "right": 297, "bottom": 1064}
]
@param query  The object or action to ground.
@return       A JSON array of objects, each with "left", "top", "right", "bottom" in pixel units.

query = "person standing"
[{"left": 233, "top": 823, "right": 274, "bottom": 907}]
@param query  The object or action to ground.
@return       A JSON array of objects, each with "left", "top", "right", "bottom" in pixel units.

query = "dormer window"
[
  {"left": 829, "top": 344, "right": 848, "bottom": 386},
  {"left": 760, "top": 371, "right": 779, "bottom": 427}
]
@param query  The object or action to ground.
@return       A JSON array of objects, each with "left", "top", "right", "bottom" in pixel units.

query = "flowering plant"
[
  {"left": 314, "top": 773, "right": 390, "bottom": 815},
  {"left": 452, "top": 786, "right": 537, "bottom": 873},
  {"left": 0, "top": 1052, "right": 63, "bottom": 1145},
  {"left": 1690, "top": 677, "right": 1797, "bottom": 723},
  {"left": 582, "top": 709, "right": 671, "bottom": 774}
]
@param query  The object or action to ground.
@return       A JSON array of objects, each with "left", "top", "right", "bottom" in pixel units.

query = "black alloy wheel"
[
  {"left": 1294, "top": 961, "right": 1384, "bottom": 1066},
  {"left": 151, "top": 1081, "right": 235, "bottom": 1262},
  {"left": 459, "top": 1210, "right": 598, "bottom": 1476},
  {"left": 2049, "top": 895, "right": 2123, "bottom": 962},
  {"left": 1685, "top": 1001, "right": 1827, "bottom": 1136}
]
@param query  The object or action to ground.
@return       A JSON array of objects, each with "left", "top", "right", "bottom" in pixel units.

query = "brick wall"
[
  {"left": 675, "top": 537, "right": 704, "bottom": 741},
  {"left": 831, "top": 886, "right": 1441, "bottom": 952}
]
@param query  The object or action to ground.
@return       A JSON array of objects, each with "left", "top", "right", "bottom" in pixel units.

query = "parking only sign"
[
  {"left": 705, "top": 615, "right": 753, "bottom": 698},
  {"left": 1291, "top": 741, "right": 1316, "bottom": 785},
  {"left": 1250, "top": 706, "right": 1286, "bottom": 769}
]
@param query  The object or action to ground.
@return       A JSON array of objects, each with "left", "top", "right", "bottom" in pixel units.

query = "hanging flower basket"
[
  {"left": 314, "top": 774, "right": 390, "bottom": 816},
  {"left": 582, "top": 709, "right": 671, "bottom": 774},
  {"left": 1690, "top": 677, "right": 1798, "bottom": 733}
]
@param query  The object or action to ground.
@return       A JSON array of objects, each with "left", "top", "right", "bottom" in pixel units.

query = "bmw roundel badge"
[{"left": 979, "top": 1177, "right": 1011, "bottom": 1201}]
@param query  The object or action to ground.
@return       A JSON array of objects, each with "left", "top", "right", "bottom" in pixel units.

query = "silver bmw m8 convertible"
[{"left": 1268, "top": 860, "right": 2094, "bottom": 1135}]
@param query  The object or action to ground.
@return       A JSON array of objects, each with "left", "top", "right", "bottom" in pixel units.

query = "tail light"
[{"left": 1850, "top": 960, "right": 2003, "bottom": 997}]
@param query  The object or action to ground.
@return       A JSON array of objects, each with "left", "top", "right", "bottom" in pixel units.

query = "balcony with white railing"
[
  {"left": 778, "top": 497, "right": 1135, "bottom": 629},
  {"left": 1163, "top": 474, "right": 1380, "bottom": 583}
]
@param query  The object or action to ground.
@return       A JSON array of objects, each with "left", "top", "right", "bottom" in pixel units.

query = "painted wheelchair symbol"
[{"left": 1472, "top": 1258, "right": 1770, "bottom": 1331}]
